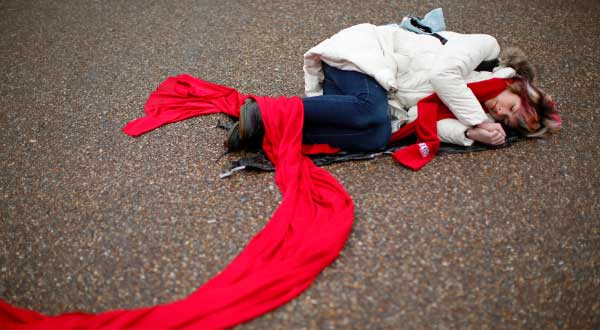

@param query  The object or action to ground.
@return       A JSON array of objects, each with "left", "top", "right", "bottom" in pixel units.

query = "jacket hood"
[{"left": 499, "top": 46, "right": 536, "bottom": 82}]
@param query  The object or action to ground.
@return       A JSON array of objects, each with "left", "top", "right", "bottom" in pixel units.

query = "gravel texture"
[{"left": 1, "top": 0, "right": 598, "bottom": 329}]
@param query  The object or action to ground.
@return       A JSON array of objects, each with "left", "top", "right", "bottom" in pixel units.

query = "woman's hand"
[
  {"left": 476, "top": 122, "right": 506, "bottom": 137},
  {"left": 466, "top": 122, "right": 506, "bottom": 145}
]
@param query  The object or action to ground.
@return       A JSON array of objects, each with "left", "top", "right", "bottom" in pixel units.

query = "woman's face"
[{"left": 485, "top": 89, "right": 522, "bottom": 128}]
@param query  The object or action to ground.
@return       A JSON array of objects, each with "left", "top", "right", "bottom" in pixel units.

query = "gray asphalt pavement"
[{"left": 1, "top": 0, "right": 599, "bottom": 329}]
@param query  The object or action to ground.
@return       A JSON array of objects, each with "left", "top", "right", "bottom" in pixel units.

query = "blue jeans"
[{"left": 302, "top": 63, "right": 391, "bottom": 151}]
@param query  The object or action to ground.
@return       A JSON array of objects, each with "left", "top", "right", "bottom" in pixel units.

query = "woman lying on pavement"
[{"left": 225, "top": 23, "right": 561, "bottom": 158}]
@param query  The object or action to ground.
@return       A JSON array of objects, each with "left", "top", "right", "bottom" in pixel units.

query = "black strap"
[
  {"left": 474, "top": 58, "right": 500, "bottom": 72},
  {"left": 430, "top": 32, "right": 498, "bottom": 71},
  {"left": 430, "top": 33, "right": 447, "bottom": 45},
  {"left": 409, "top": 17, "right": 448, "bottom": 44},
  {"left": 410, "top": 17, "right": 432, "bottom": 33},
  {"left": 406, "top": 18, "right": 497, "bottom": 71}
]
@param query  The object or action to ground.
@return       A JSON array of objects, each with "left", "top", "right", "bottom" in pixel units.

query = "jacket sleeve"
[
  {"left": 437, "top": 118, "right": 474, "bottom": 146},
  {"left": 303, "top": 52, "right": 324, "bottom": 97},
  {"left": 303, "top": 23, "right": 399, "bottom": 93},
  {"left": 429, "top": 34, "right": 501, "bottom": 126},
  {"left": 409, "top": 105, "right": 474, "bottom": 146}
]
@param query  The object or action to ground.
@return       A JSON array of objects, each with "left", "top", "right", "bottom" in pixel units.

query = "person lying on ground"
[{"left": 225, "top": 23, "right": 561, "bottom": 153}]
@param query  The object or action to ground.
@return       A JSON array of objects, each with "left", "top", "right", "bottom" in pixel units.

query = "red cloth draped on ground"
[
  {"left": 0, "top": 75, "right": 354, "bottom": 329},
  {"left": 390, "top": 78, "right": 510, "bottom": 170}
]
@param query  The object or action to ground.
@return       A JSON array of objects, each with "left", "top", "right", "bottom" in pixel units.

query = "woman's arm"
[
  {"left": 429, "top": 33, "right": 501, "bottom": 126},
  {"left": 303, "top": 54, "right": 325, "bottom": 97},
  {"left": 412, "top": 105, "right": 506, "bottom": 146},
  {"left": 466, "top": 123, "right": 506, "bottom": 145},
  {"left": 437, "top": 118, "right": 474, "bottom": 146},
  {"left": 438, "top": 118, "right": 506, "bottom": 146}
]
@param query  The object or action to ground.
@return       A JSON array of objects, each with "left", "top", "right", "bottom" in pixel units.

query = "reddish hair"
[{"left": 507, "top": 76, "right": 561, "bottom": 137}]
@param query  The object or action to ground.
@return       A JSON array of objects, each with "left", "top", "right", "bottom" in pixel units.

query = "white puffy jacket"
[{"left": 303, "top": 23, "right": 516, "bottom": 146}]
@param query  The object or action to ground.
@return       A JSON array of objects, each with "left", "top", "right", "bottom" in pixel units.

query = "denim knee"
[
  {"left": 370, "top": 122, "right": 392, "bottom": 150},
  {"left": 354, "top": 123, "right": 391, "bottom": 151},
  {"left": 350, "top": 100, "right": 390, "bottom": 129}
]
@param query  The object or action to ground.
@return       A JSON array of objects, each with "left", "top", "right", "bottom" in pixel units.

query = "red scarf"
[
  {"left": 390, "top": 78, "right": 509, "bottom": 170},
  {"left": 0, "top": 75, "right": 354, "bottom": 329}
]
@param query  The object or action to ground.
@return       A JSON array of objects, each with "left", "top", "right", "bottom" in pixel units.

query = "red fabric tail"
[
  {"left": 1, "top": 75, "right": 354, "bottom": 329},
  {"left": 122, "top": 74, "right": 245, "bottom": 136},
  {"left": 302, "top": 144, "right": 341, "bottom": 155}
]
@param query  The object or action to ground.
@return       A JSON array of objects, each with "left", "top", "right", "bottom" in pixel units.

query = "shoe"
[
  {"left": 224, "top": 121, "right": 243, "bottom": 152},
  {"left": 239, "top": 98, "right": 264, "bottom": 142},
  {"left": 224, "top": 119, "right": 263, "bottom": 153}
]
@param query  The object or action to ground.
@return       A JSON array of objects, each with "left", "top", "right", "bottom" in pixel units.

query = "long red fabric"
[
  {"left": 0, "top": 75, "right": 354, "bottom": 329},
  {"left": 0, "top": 75, "right": 510, "bottom": 329}
]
